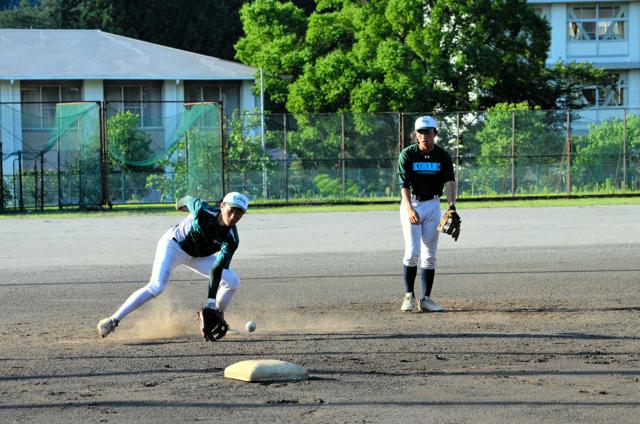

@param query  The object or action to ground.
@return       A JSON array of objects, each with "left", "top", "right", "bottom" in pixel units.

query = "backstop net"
[{"left": 105, "top": 101, "right": 223, "bottom": 205}]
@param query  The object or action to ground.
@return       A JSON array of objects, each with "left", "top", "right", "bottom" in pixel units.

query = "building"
[
  {"left": 0, "top": 28, "right": 258, "bottom": 168},
  {"left": 529, "top": 0, "right": 640, "bottom": 125}
]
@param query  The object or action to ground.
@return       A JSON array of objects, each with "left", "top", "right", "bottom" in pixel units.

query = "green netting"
[
  {"left": 55, "top": 102, "right": 102, "bottom": 207},
  {"left": 107, "top": 102, "right": 223, "bottom": 203}
]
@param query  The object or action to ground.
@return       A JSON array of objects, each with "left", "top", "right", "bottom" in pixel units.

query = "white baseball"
[{"left": 245, "top": 321, "right": 256, "bottom": 333}]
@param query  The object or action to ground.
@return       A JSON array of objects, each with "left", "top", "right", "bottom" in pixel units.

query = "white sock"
[{"left": 112, "top": 287, "right": 155, "bottom": 322}]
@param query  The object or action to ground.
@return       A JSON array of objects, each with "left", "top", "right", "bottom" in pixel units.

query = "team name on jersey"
[{"left": 413, "top": 162, "right": 440, "bottom": 173}]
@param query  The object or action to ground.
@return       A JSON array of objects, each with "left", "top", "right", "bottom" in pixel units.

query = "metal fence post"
[
  {"left": 33, "top": 155, "right": 38, "bottom": 210},
  {"left": 623, "top": 108, "right": 627, "bottom": 191},
  {"left": 99, "top": 101, "right": 109, "bottom": 208},
  {"left": 340, "top": 112, "right": 345, "bottom": 197},
  {"left": 220, "top": 102, "right": 227, "bottom": 195},
  {"left": 283, "top": 113, "right": 288, "bottom": 203},
  {"left": 40, "top": 151, "right": 44, "bottom": 211},
  {"left": 17, "top": 151, "right": 24, "bottom": 211},
  {"left": 455, "top": 112, "right": 460, "bottom": 196},
  {"left": 511, "top": 111, "right": 516, "bottom": 196},
  {"left": 566, "top": 110, "right": 571, "bottom": 194},
  {"left": 77, "top": 115, "right": 84, "bottom": 208},
  {"left": 399, "top": 112, "right": 405, "bottom": 151},
  {"left": 57, "top": 123, "right": 62, "bottom": 209},
  {"left": 184, "top": 131, "right": 189, "bottom": 195},
  {"left": 0, "top": 141, "right": 3, "bottom": 213}
]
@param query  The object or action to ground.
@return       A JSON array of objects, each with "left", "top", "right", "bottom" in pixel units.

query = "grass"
[{"left": 1, "top": 195, "right": 639, "bottom": 219}]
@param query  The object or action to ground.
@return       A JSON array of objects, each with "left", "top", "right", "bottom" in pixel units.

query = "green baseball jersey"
[
  {"left": 173, "top": 196, "right": 239, "bottom": 294},
  {"left": 397, "top": 143, "right": 455, "bottom": 197}
]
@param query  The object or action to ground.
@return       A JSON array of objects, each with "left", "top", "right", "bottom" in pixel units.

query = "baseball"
[{"left": 245, "top": 321, "right": 256, "bottom": 333}]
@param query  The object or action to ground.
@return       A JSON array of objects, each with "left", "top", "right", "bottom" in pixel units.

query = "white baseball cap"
[
  {"left": 414, "top": 116, "right": 438, "bottom": 131},
  {"left": 222, "top": 192, "right": 249, "bottom": 212}
]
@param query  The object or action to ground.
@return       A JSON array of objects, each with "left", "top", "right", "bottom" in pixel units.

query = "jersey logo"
[{"left": 413, "top": 162, "right": 440, "bottom": 173}]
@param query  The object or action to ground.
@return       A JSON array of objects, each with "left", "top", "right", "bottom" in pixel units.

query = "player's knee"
[
  {"left": 221, "top": 271, "right": 240, "bottom": 290},
  {"left": 403, "top": 257, "right": 419, "bottom": 267},
  {"left": 422, "top": 257, "right": 437, "bottom": 269},
  {"left": 145, "top": 281, "right": 165, "bottom": 297}
]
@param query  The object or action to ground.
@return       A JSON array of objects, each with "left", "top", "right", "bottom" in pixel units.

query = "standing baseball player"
[
  {"left": 97, "top": 192, "right": 249, "bottom": 341},
  {"left": 397, "top": 116, "right": 457, "bottom": 312}
]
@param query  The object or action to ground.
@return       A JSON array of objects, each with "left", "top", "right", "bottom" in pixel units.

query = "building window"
[
  {"left": 20, "top": 84, "right": 81, "bottom": 128},
  {"left": 185, "top": 83, "right": 239, "bottom": 124},
  {"left": 568, "top": 4, "right": 626, "bottom": 41},
  {"left": 105, "top": 84, "right": 162, "bottom": 127},
  {"left": 581, "top": 73, "right": 626, "bottom": 107}
]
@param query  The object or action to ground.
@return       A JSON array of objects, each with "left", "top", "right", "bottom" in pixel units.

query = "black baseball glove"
[
  {"left": 437, "top": 207, "right": 461, "bottom": 242},
  {"left": 197, "top": 307, "right": 229, "bottom": 341}
]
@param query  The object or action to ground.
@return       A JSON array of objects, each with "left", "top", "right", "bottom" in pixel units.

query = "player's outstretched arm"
[{"left": 175, "top": 196, "right": 193, "bottom": 212}]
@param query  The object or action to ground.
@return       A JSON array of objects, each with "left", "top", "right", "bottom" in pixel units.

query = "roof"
[{"left": 0, "top": 29, "right": 256, "bottom": 81}]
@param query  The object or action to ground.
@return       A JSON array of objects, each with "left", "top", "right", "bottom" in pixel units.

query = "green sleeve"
[
  {"left": 442, "top": 152, "right": 455, "bottom": 183},
  {"left": 185, "top": 197, "right": 204, "bottom": 217},
  {"left": 397, "top": 149, "right": 411, "bottom": 189},
  {"left": 207, "top": 242, "right": 235, "bottom": 299}
]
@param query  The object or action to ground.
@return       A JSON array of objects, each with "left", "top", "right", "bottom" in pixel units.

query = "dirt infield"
[{"left": 1, "top": 205, "right": 639, "bottom": 423}]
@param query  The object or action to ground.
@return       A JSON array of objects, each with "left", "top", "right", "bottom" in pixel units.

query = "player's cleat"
[
  {"left": 401, "top": 293, "right": 415, "bottom": 312},
  {"left": 419, "top": 296, "right": 444, "bottom": 312},
  {"left": 97, "top": 317, "right": 119, "bottom": 338}
]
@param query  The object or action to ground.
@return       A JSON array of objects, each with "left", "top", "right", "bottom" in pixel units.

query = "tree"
[
  {"left": 572, "top": 115, "right": 640, "bottom": 192},
  {"left": 0, "top": 0, "right": 54, "bottom": 27},
  {"left": 225, "top": 113, "right": 274, "bottom": 195},
  {"left": 1, "top": 0, "right": 246, "bottom": 61},
  {"left": 537, "top": 61, "right": 609, "bottom": 110},
  {"left": 471, "top": 102, "right": 565, "bottom": 194},
  {"left": 236, "top": 0, "right": 605, "bottom": 114},
  {"left": 235, "top": 0, "right": 309, "bottom": 113},
  {"left": 106, "top": 111, "right": 153, "bottom": 201}
]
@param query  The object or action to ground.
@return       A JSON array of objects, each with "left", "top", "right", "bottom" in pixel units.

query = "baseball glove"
[
  {"left": 437, "top": 207, "right": 461, "bottom": 242},
  {"left": 197, "top": 307, "right": 229, "bottom": 341}
]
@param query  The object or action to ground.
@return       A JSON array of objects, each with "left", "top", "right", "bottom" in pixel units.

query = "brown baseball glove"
[
  {"left": 197, "top": 307, "right": 229, "bottom": 341},
  {"left": 437, "top": 207, "right": 461, "bottom": 242}
]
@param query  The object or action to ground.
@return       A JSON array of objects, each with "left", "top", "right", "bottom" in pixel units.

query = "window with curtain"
[
  {"left": 185, "top": 83, "right": 239, "bottom": 126},
  {"left": 105, "top": 84, "right": 162, "bottom": 127},
  {"left": 581, "top": 73, "right": 626, "bottom": 107},
  {"left": 20, "top": 83, "right": 81, "bottom": 129},
  {"left": 568, "top": 3, "right": 626, "bottom": 41}
]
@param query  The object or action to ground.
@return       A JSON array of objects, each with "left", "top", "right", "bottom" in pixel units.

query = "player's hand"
[{"left": 407, "top": 208, "right": 420, "bottom": 225}]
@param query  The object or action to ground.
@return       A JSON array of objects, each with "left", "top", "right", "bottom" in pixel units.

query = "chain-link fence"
[
  {"left": 1, "top": 101, "right": 224, "bottom": 212},
  {"left": 226, "top": 109, "right": 639, "bottom": 201},
  {"left": 2, "top": 103, "right": 639, "bottom": 212}
]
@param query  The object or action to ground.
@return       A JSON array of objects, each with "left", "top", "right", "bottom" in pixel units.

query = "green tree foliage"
[
  {"left": 472, "top": 102, "right": 565, "bottom": 194},
  {"left": 573, "top": 116, "right": 640, "bottom": 191},
  {"left": 106, "top": 111, "right": 153, "bottom": 201},
  {"left": 145, "top": 140, "right": 187, "bottom": 203},
  {"left": 235, "top": 0, "right": 309, "bottom": 112},
  {"left": 1, "top": 177, "right": 12, "bottom": 208},
  {"left": 226, "top": 113, "right": 274, "bottom": 194},
  {"left": 107, "top": 111, "right": 152, "bottom": 168},
  {"left": 236, "top": 0, "right": 605, "bottom": 114},
  {"left": 0, "top": 0, "right": 54, "bottom": 27},
  {"left": 1, "top": 0, "right": 245, "bottom": 60},
  {"left": 313, "top": 174, "right": 358, "bottom": 197},
  {"left": 537, "top": 61, "right": 609, "bottom": 111}
]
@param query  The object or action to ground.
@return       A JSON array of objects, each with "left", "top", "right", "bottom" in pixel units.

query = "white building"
[
  {"left": 0, "top": 28, "right": 258, "bottom": 168},
  {"left": 529, "top": 0, "right": 640, "bottom": 125}
]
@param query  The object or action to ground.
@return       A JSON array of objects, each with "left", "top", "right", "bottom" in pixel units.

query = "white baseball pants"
[
  {"left": 400, "top": 197, "right": 441, "bottom": 269},
  {"left": 112, "top": 228, "right": 240, "bottom": 322}
]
